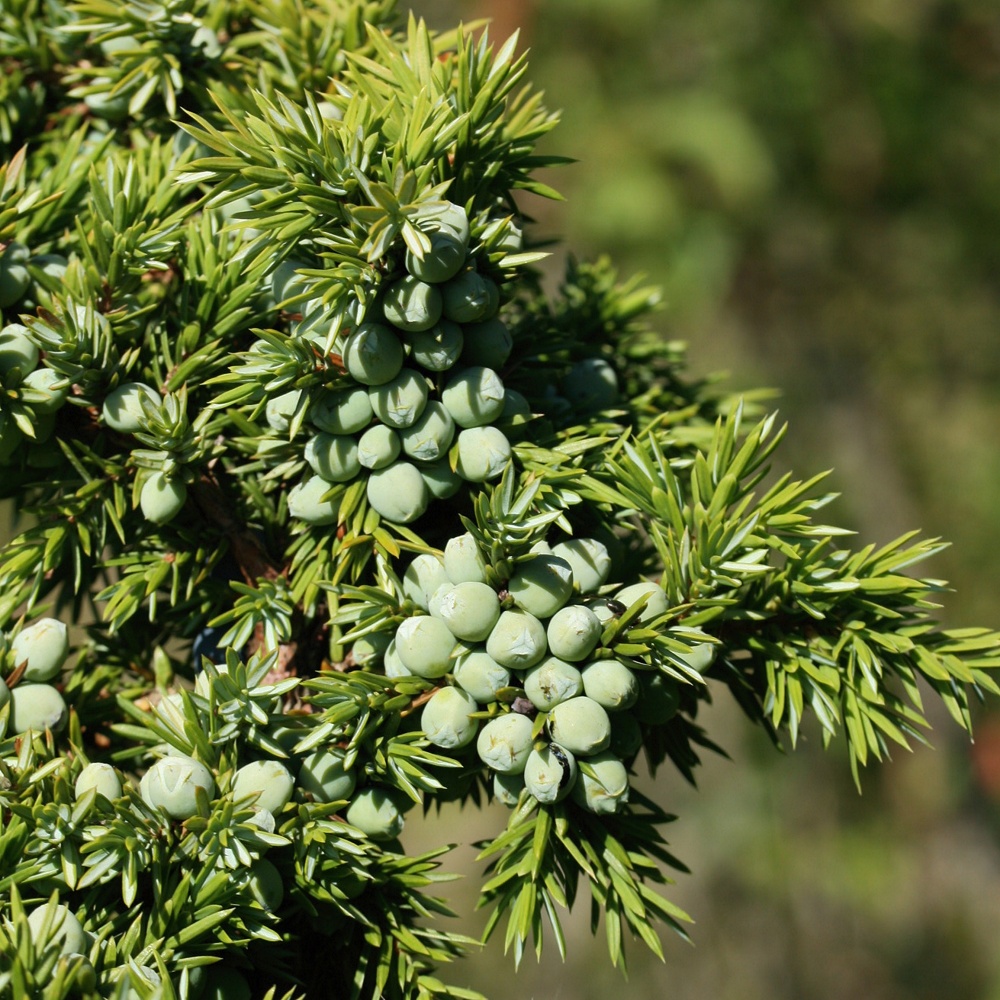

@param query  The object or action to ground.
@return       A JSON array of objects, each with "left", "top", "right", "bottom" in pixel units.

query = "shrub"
[{"left": 0, "top": 2, "right": 997, "bottom": 998}]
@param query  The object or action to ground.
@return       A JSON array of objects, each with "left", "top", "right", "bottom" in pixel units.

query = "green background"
[{"left": 408, "top": 1, "right": 1000, "bottom": 998}]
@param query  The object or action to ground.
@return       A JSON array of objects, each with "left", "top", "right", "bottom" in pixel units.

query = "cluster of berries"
[{"left": 0, "top": 617, "right": 70, "bottom": 735}]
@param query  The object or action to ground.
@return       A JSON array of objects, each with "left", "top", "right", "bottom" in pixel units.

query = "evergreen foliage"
[{"left": 0, "top": 2, "right": 997, "bottom": 997}]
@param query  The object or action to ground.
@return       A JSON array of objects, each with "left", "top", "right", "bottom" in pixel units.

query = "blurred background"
[{"left": 407, "top": 1, "right": 1000, "bottom": 997}]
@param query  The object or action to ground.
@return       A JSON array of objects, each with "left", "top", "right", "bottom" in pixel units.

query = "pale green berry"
[
  {"left": 270, "top": 258, "right": 312, "bottom": 305},
  {"left": 140, "top": 473, "right": 187, "bottom": 525},
  {"left": 441, "top": 366, "right": 506, "bottom": 428},
  {"left": 609, "top": 712, "right": 643, "bottom": 758},
  {"left": 305, "top": 433, "right": 360, "bottom": 482},
  {"left": 394, "top": 615, "right": 456, "bottom": 678},
  {"left": 419, "top": 457, "right": 463, "bottom": 499},
  {"left": 551, "top": 538, "right": 612, "bottom": 595},
  {"left": 405, "top": 228, "right": 467, "bottom": 284},
  {"left": 402, "top": 553, "right": 450, "bottom": 610},
  {"left": 0, "top": 681, "right": 9, "bottom": 712},
  {"left": 633, "top": 672, "right": 681, "bottom": 725},
  {"left": 482, "top": 216, "right": 523, "bottom": 253},
  {"left": 571, "top": 751, "right": 629, "bottom": 814},
  {"left": 343, "top": 323, "right": 404, "bottom": 385},
  {"left": 419, "top": 201, "right": 470, "bottom": 244},
  {"left": 547, "top": 696, "right": 611, "bottom": 756},
  {"left": 366, "top": 460, "right": 430, "bottom": 523},
  {"left": 586, "top": 600, "right": 617, "bottom": 625},
  {"left": 74, "top": 762, "right": 122, "bottom": 801},
  {"left": 563, "top": 358, "right": 619, "bottom": 413},
  {"left": 581, "top": 659, "right": 639, "bottom": 712},
  {"left": 441, "top": 271, "right": 494, "bottom": 323},
  {"left": 246, "top": 858, "right": 284, "bottom": 912},
  {"left": 668, "top": 628, "right": 716, "bottom": 674},
  {"left": 311, "top": 387, "right": 373, "bottom": 435},
  {"left": 345, "top": 786, "right": 406, "bottom": 841},
  {"left": 368, "top": 369, "right": 429, "bottom": 428},
  {"left": 409, "top": 319, "right": 464, "bottom": 371},
  {"left": 266, "top": 389, "right": 304, "bottom": 433},
  {"left": 382, "top": 275, "right": 443, "bottom": 332},
  {"left": 493, "top": 771, "right": 524, "bottom": 807},
  {"left": 11, "top": 617, "right": 68, "bottom": 682},
  {"left": 351, "top": 632, "right": 392, "bottom": 667},
  {"left": 383, "top": 638, "right": 412, "bottom": 678},
  {"left": 476, "top": 713, "right": 534, "bottom": 774},
  {"left": 507, "top": 554, "right": 574, "bottom": 619},
  {"left": 232, "top": 759, "right": 295, "bottom": 814},
  {"left": 398, "top": 401, "right": 455, "bottom": 462},
  {"left": 83, "top": 81, "right": 129, "bottom": 121},
  {"left": 523, "top": 656, "right": 583, "bottom": 711},
  {"left": 298, "top": 748, "right": 356, "bottom": 803},
  {"left": 22, "top": 368, "right": 69, "bottom": 413},
  {"left": 546, "top": 605, "right": 602, "bottom": 662},
  {"left": 9, "top": 683, "right": 67, "bottom": 733},
  {"left": 26, "top": 903, "right": 87, "bottom": 957},
  {"left": 434, "top": 581, "right": 501, "bottom": 642},
  {"left": 523, "top": 743, "right": 577, "bottom": 804},
  {"left": 455, "top": 426, "right": 511, "bottom": 481},
  {"left": 443, "top": 532, "right": 488, "bottom": 584},
  {"left": 486, "top": 609, "right": 547, "bottom": 670},
  {"left": 0, "top": 245, "right": 30, "bottom": 309},
  {"left": 460, "top": 318, "right": 513, "bottom": 370},
  {"left": 421, "top": 686, "right": 479, "bottom": 749},
  {"left": 102, "top": 382, "right": 158, "bottom": 434},
  {"left": 426, "top": 581, "right": 453, "bottom": 619},
  {"left": 453, "top": 649, "right": 510, "bottom": 704},
  {"left": 140, "top": 755, "right": 215, "bottom": 820},
  {"left": 615, "top": 581, "right": 669, "bottom": 622},
  {"left": 288, "top": 475, "right": 339, "bottom": 525},
  {"left": 357, "top": 424, "right": 401, "bottom": 470}
]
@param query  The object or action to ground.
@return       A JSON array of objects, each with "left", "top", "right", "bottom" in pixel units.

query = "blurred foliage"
[{"left": 406, "top": 1, "right": 1000, "bottom": 998}]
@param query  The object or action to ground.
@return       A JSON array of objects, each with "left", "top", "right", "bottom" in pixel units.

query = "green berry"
[
  {"left": 270, "top": 258, "right": 313, "bottom": 305},
  {"left": 140, "top": 755, "right": 215, "bottom": 820},
  {"left": 485, "top": 609, "right": 547, "bottom": 670},
  {"left": 546, "top": 605, "right": 603, "bottom": 662},
  {"left": 581, "top": 659, "right": 639, "bottom": 712},
  {"left": 523, "top": 656, "right": 583, "bottom": 711},
  {"left": 310, "top": 387, "right": 373, "bottom": 435},
  {"left": 266, "top": 388, "right": 304, "bottom": 433},
  {"left": 418, "top": 457, "right": 463, "bottom": 499},
  {"left": 9, "top": 683, "right": 67, "bottom": 733},
  {"left": 453, "top": 649, "right": 510, "bottom": 704},
  {"left": 562, "top": 358, "right": 619, "bottom": 413},
  {"left": 547, "top": 696, "right": 611, "bottom": 756},
  {"left": 460, "top": 318, "right": 513, "bottom": 370},
  {"left": 102, "top": 382, "right": 158, "bottom": 434},
  {"left": 399, "top": 401, "right": 455, "bottom": 462},
  {"left": 297, "top": 748, "right": 356, "bottom": 803},
  {"left": 571, "top": 751, "right": 629, "bottom": 815},
  {"left": 383, "top": 638, "right": 412, "bottom": 678},
  {"left": 343, "top": 323, "right": 404, "bottom": 385},
  {"left": 345, "top": 786, "right": 406, "bottom": 841},
  {"left": 507, "top": 554, "right": 574, "bottom": 619},
  {"left": 0, "top": 324, "right": 39, "bottom": 377},
  {"left": 418, "top": 201, "right": 471, "bottom": 245},
  {"left": 245, "top": 857, "right": 284, "bottom": 912},
  {"left": 232, "top": 759, "right": 295, "bottom": 814},
  {"left": 11, "top": 617, "right": 69, "bottom": 682},
  {"left": 75, "top": 762, "right": 122, "bottom": 802},
  {"left": 394, "top": 615, "right": 457, "bottom": 678},
  {"left": 351, "top": 632, "right": 392, "bottom": 667},
  {"left": 476, "top": 713, "right": 535, "bottom": 774},
  {"left": 140, "top": 473, "right": 187, "bottom": 525},
  {"left": 441, "top": 271, "right": 494, "bottom": 323},
  {"left": 26, "top": 902, "right": 87, "bottom": 957},
  {"left": 288, "top": 475, "right": 339, "bottom": 526},
  {"left": 0, "top": 243, "right": 30, "bottom": 308},
  {"left": 22, "top": 368, "right": 69, "bottom": 413},
  {"left": 441, "top": 366, "right": 506, "bottom": 428},
  {"left": 366, "top": 459, "right": 430, "bottom": 523},
  {"left": 357, "top": 423, "right": 401, "bottom": 470},
  {"left": 421, "top": 685, "right": 479, "bottom": 749},
  {"left": 443, "top": 532, "right": 488, "bottom": 584},
  {"left": 402, "top": 553, "right": 450, "bottom": 610},
  {"left": 408, "top": 319, "right": 464, "bottom": 371},
  {"left": 455, "top": 425, "right": 511, "bottom": 481},
  {"left": 305, "top": 433, "right": 361, "bottom": 482},
  {"left": 382, "top": 275, "right": 443, "bottom": 332},
  {"left": 405, "top": 228, "right": 467, "bottom": 284},
  {"left": 551, "top": 537, "right": 612, "bottom": 595},
  {"left": 493, "top": 771, "right": 525, "bottom": 807},
  {"left": 669, "top": 628, "right": 716, "bottom": 674},
  {"left": 633, "top": 672, "right": 681, "bottom": 725},
  {"left": 523, "top": 743, "right": 577, "bottom": 804},
  {"left": 433, "top": 581, "right": 501, "bottom": 642},
  {"left": 368, "top": 369, "right": 429, "bottom": 428},
  {"left": 615, "top": 580, "right": 669, "bottom": 622}
]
